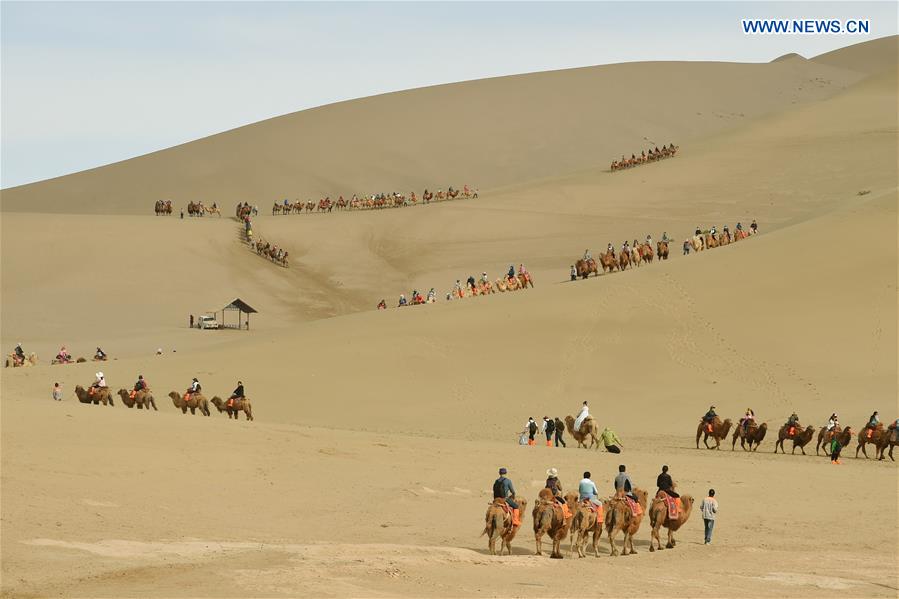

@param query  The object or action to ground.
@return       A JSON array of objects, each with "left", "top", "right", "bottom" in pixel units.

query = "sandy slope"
[{"left": 1, "top": 38, "right": 897, "bottom": 597}]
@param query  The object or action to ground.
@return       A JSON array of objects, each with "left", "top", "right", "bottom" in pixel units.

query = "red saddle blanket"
[
  {"left": 625, "top": 496, "right": 643, "bottom": 517},
  {"left": 664, "top": 496, "right": 681, "bottom": 519},
  {"left": 705, "top": 423, "right": 714, "bottom": 433}
]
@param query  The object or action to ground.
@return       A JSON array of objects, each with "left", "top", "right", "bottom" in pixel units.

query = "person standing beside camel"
[
  {"left": 553, "top": 418, "right": 566, "bottom": 447},
  {"left": 701, "top": 489, "right": 718, "bottom": 544}
]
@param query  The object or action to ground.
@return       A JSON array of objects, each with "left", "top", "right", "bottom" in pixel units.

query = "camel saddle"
[
  {"left": 624, "top": 496, "right": 643, "bottom": 517},
  {"left": 582, "top": 499, "right": 603, "bottom": 520},
  {"left": 705, "top": 423, "right": 714, "bottom": 433},
  {"left": 663, "top": 496, "right": 681, "bottom": 519}
]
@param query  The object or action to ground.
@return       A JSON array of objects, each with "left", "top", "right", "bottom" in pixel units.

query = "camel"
[
  {"left": 618, "top": 250, "right": 631, "bottom": 271},
  {"left": 656, "top": 241, "right": 669, "bottom": 260},
  {"left": 855, "top": 424, "right": 887, "bottom": 459},
  {"left": 815, "top": 425, "right": 844, "bottom": 456},
  {"left": 482, "top": 497, "right": 528, "bottom": 555},
  {"left": 649, "top": 493, "right": 694, "bottom": 551},
  {"left": 691, "top": 236, "right": 704, "bottom": 252},
  {"left": 204, "top": 205, "right": 221, "bottom": 217},
  {"left": 639, "top": 243, "right": 654, "bottom": 265},
  {"left": 569, "top": 499, "right": 603, "bottom": 558},
  {"left": 210, "top": 396, "right": 254, "bottom": 421},
  {"left": 731, "top": 422, "right": 768, "bottom": 451},
  {"left": 533, "top": 489, "right": 576, "bottom": 558},
  {"left": 168, "top": 391, "right": 210, "bottom": 416},
  {"left": 818, "top": 427, "right": 854, "bottom": 458},
  {"left": 575, "top": 259, "right": 598, "bottom": 279},
  {"left": 6, "top": 352, "right": 38, "bottom": 368},
  {"left": 599, "top": 251, "right": 618, "bottom": 273},
  {"left": 115, "top": 388, "right": 158, "bottom": 411},
  {"left": 704, "top": 234, "right": 719, "bottom": 249},
  {"left": 564, "top": 415, "right": 600, "bottom": 449},
  {"left": 774, "top": 424, "right": 815, "bottom": 454},
  {"left": 518, "top": 273, "right": 534, "bottom": 289},
  {"left": 696, "top": 417, "right": 733, "bottom": 450},
  {"left": 876, "top": 426, "right": 897, "bottom": 461},
  {"left": 74, "top": 385, "right": 114, "bottom": 406},
  {"left": 604, "top": 488, "right": 648, "bottom": 556}
]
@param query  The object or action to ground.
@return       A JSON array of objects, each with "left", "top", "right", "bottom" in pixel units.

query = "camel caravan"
[
  {"left": 574, "top": 237, "right": 669, "bottom": 279},
  {"left": 484, "top": 466, "right": 694, "bottom": 559},
  {"left": 250, "top": 237, "right": 289, "bottom": 267},
  {"left": 154, "top": 199, "right": 173, "bottom": 215},
  {"left": 271, "top": 185, "right": 478, "bottom": 215},
  {"left": 687, "top": 221, "right": 757, "bottom": 254},
  {"left": 697, "top": 408, "right": 897, "bottom": 462},
  {"left": 386, "top": 266, "right": 534, "bottom": 310},
  {"left": 610, "top": 144, "right": 678, "bottom": 171}
]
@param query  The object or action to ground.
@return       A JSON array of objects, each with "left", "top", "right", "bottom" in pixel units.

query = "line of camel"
[
  {"left": 611, "top": 144, "right": 679, "bottom": 171},
  {"left": 69, "top": 385, "right": 254, "bottom": 421}
]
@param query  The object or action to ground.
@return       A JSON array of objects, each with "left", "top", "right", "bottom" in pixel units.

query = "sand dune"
[{"left": 1, "top": 37, "right": 897, "bottom": 597}]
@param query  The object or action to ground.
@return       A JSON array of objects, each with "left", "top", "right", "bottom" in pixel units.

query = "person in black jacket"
[
  {"left": 553, "top": 417, "right": 567, "bottom": 447},
  {"left": 526, "top": 417, "right": 538, "bottom": 446},
  {"left": 228, "top": 381, "right": 245, "bottom": 407},
  {"left": 656, "top": 465, "right": 679, "bottom": 498},
  {"left": 542, "top": 416, "right": 555, "bottom": 447}
]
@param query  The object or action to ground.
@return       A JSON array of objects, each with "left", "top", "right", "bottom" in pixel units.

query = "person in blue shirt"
[
  {"left": 579, "top": 472, "right": 601, "bottom": 507},
  {"left": 493, "top": 468, "right": 521, "bottom": 526}
]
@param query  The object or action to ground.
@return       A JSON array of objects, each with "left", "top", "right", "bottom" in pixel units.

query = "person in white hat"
[
  {"left": 545, "top": 468, "right": 563, "bottom": 500},
  {"left": 91, "top": 372, "right": 107, "bottom": 394}
]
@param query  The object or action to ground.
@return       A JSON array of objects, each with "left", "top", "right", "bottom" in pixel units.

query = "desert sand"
[{"left": 1, "top": 36, "right": 897, "bottom": 597}]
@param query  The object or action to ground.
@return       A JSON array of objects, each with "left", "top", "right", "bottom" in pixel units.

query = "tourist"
[
  {"left": 52, "top": 382, "right": 63, "bottom": 402},
  {"left": 683, "top": 239, "right": 690, "bottom": 255},
  {"left": 656, "top": 465, "right": 679, "bottom": 498},
  {"left": 570, "top": 265, "right": 577, "bottom": 281},
  {"left": 613, "top": 464, "right": 636, "bottom": 501},
  {"left": 541, "top": 416, "right": 555, "bottom": 447},
  {"left": 526, "top": 417, "right": 538, "bottom": 446},
  {"left": 493, "top": 468, "right": 520, "bottom": 526},
  {"left": 553, "top": 417, "right": 567, "bottom": 448},
  {"left": 701, "top": 489, "right": 718, "bottom": 544},
  {"left": 601, "top": 427, "right": 623, "bottom": 453}
]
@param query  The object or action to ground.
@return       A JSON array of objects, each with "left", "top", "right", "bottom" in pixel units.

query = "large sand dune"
[{"left": 1, "top": 37, "right": 897, "bottom": 597}]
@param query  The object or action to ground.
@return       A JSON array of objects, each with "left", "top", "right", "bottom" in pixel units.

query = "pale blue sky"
[{"left": 2, "top": 1, "right": 895, "bottom": 188}]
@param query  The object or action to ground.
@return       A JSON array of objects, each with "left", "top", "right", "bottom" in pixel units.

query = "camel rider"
[
  {"left": 723, "top": 225, "right": 729, "bottom": 237},
  {"left": 633, "top": 239, "right": 639, "bottom": 250},
  {"left": 703, "top": 406, "right": 717, "bottom": 424},
  {"left": 710, "top": 225, "right": 717, "bottom": 239},
  {"left": 545, "top": 468, "right": 567, "bottom": 505},
  {"left": 579, "top": 471, "right": 602, "bottom": 508},
  {"left": 91, "top": 372, "right": 107, "bottom": 395},
  {"left": 14, "top": 343, "right": 25, "bottom": 363},
  {"left": 695, "top": 227, "right": 702, "bottom": 237},
  {"left": 614, "top": 465, "right": 637, "bottom": 501},
  {"left": 607, "top": 242, "right": 614, "bottom": 255},
  {"left": 228, "top": 381, "right": 245, "bottom": 407},
  {"left": 583, "top": 249, "right": 592, "bottom": 262},
  {"left": 377, "top": 299, "right": 387, "bottom": 310},
  {"left": 741, "top": 409, "right": 755, "bottom": 432},
  {"left": 867, "top": 411, "right": 880, "bottom": 428},
  {"left": 646, "top": 234, "right": 653, "bottom": 246},
  {"left": 398, "top": 294, "right": 407, "bottom": 307},
  {"left": 57, "top": 346, "right": 70, "bottom": 362},
  {"left": 736, "top": 222, "right": 743, "bottom": 232},
  {"left": 467, "top": 275, "right": 476, "bottom": 290},
  {"left": 493, "top": 468, "right": 521, "bottom": 526},
  {"left": 95, "top": 347, "right": 106, "bottom": 360},
  {"left": 134, "top": 375, "right": 148, "bottom": 392},
  {"left": 661, "top": 232, "right": 670, "bottom": 243},
  {"left": 785, "top": 412, "right": 801, "bottom": 432},
  {"left": 186, "top": 378, "right": 201, "bottom": 399},
  {"left": 750, "top": 219, "right": 758, "bottom": 233},
  {"left": 518, "top": 264, "right": 528, "bottom": 278},
  {"left": 507, "top": 265, "right": 515, "bottom": 280},
  {"left": 574, "top": 401, "right": 590, "bottom": 431},
  {"left": 622, "top": 241, "right": 629, "bottom": 254},
  {"left": 480, "top": 272, "right": 489, "bottom": 285},
  {"left": 827, "top": 413, "right": 839, "bottom": 432},
  {"left": 656, "top": 465, "right": 679, "bottom": 499},
  {"left": 427, "top": 288, "right": 436, "bottom": 301}
]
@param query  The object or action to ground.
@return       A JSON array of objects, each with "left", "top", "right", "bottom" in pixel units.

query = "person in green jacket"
[{"left": 601, "top": 427, "right": 624, "bottom": 453}]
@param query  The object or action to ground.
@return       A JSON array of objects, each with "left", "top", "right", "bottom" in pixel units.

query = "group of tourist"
[
  {"left": 610, "top": 144, "right": 679, "bottom": 171},
  {"left": 272, "top": 185, "right": 478, "bottom": 215},
  {"left": 380, "top": 264, "right": 533, "bottom": 309},
  {"left": 493, "top": 464, "right": 720, "bottom": 544}
]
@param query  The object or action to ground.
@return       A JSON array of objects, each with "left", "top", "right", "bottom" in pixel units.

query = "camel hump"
[{"left": 538, "top": 488, "right": 554, "bottom": 501}]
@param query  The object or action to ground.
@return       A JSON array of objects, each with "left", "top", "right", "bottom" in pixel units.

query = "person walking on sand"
[
  {"left": 526, "top": 417, "right": 538, "bottom": 446},
  {"left": 541, "top": 416, "right": 555, "bottom": 447},
  {"left": 553, "top": 417, "right": 567, "bottom": 447},
  {"left": 701, "top": 489, "right": 718, "bottom": 544},
  {"left": 683, "top": 239, "right": 690, "bottom": 255},
  {"left": 52, "top": 382, "right": 63, "bottom": 401}
]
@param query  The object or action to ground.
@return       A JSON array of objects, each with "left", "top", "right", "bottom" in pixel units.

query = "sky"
[{"left": 2, "top": 1, "right": 896, "bottom": 189}]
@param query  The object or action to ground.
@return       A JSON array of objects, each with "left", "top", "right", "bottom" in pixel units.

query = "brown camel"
[
  {"left": 115, "top": 388, "right": 158, "bottom": 411},
  {"left": 599, "top": 251, "right": 618, "bottom": 273},
  {"left": 649, "top": 492, "right": 694, "bottom": 551},
  {"left": 74, "top": 385, "right": 114, "bottom": 406},
  {"left": 518, "top": 273, "right": 534, "bottom": 288},
  {"left": 168, "top": 391, "right": 210, "bottom": 416},
  {"left": 704, "top": 234, "right": 719, "bottom": 249},
  {"left": 533, "top": 489, "right": 575, "bottom": 559},
  {"left": 604, "top": 488, "right": 648, "bottom": 556},
  {"left": 731, "top": 422, "right": 768, "bottom": 451},
  {"left": 656, "top": 241, "right": 669, "bottom": 260},
  {"left": 618, "top": 250, "right": 631, "bottom": 271},
  {"left": 6, "top": 352, "right": 38, "bottom": 368},
  {"left": 691, "top": 236, "right": 704, "bottom": 252},
  {"left": 210, "top": 396, "right": 254, "bottom": 421},
  {"left": 876, "top": 426, "right": 897, "bottom": 461},
  {"left": 696, "top": 417, "right": 733, "bottom": 450},
  {"left": 640, "top": 243, "right": 654, "bottom": 265},
  {"left": 575, "top": 259, "right": 599, "bottom": 279},
  {"left": 815, "top": 425, "right": 843, "bottom": 456},
  {"left": 774, "top": 424, "right": 815, "bottom": 454},
  {"left": 482, "top": 497, "right": 528, "bottom": 556},
  {"left": 569, "top": 499, "right": 603, "bottom": 558},
  {"left": 855, "top": 424, "right": 887, "bottom": 459},
  {"left": 564, "top": 415, "right": 600, "bottom": 449}
]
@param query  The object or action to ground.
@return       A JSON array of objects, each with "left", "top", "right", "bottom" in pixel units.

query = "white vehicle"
[{"left": 197, "top": 315, "right": 220, "bottom": 330}]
